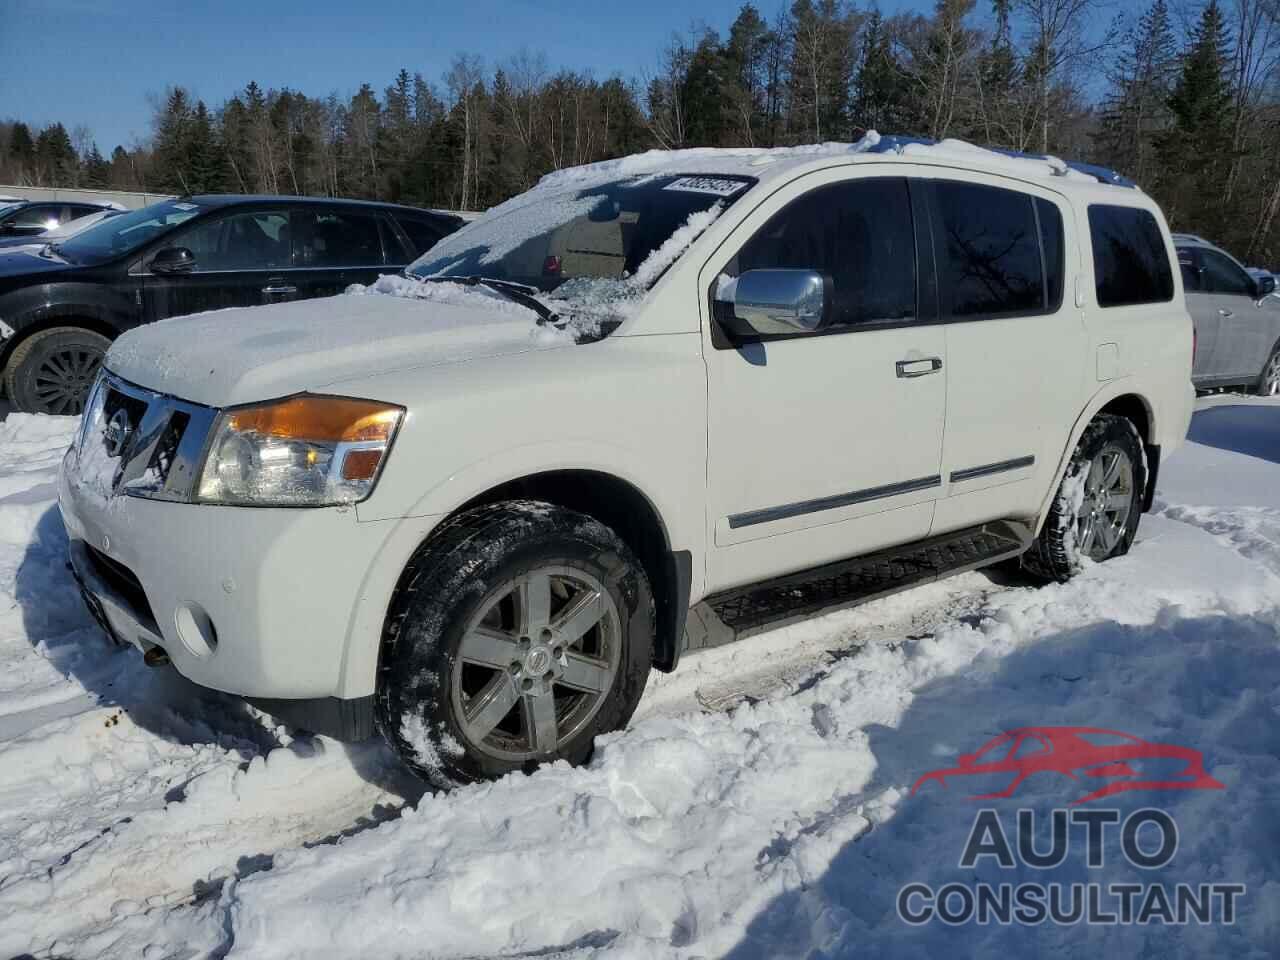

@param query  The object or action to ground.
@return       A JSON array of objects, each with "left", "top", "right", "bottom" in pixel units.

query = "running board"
[{"left": 685, "top": 519, "right": 1032, "bottom": 652}]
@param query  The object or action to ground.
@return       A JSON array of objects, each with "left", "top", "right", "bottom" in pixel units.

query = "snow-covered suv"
[{"left": 58, "top": 134, "right": 1194, "bottom": 786}]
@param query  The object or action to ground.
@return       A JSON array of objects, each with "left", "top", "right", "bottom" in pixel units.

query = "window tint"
[
  {"left": 1200, "top": 248, "right": 1254, "bottom": 296},
  {"left": 936, "top": 182, "right": 1044, "bottom": 317},
  {"left": 395, "top": 215, "right": 444, "bottom": 256},
  {"left": 67, "top": 204, "right": 100, "bottom": 218},
  {"left": 1036, "top": 198, "right": 1064, "bottom": 310},
  {"left": 293, "top": 209, "right": 385, "bottom": 267},
  {"left": 729, "top": 178, "right": 916, "bottom": 329},
  {"left": 171, "top": 210, "right": 292, "bottom": 271},
  {"left": 1088, "top": 205, "right": 1174, "bottom": 307},
  {"left": 1177, "top": 248, "right": 1202, "bottom": 292}
]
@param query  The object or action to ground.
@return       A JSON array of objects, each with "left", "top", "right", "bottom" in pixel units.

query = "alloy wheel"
[
  {"left": 450, "top": 566, "right": 621, "bottom": 762},
  {"left": 1074, "top": 443, "right": 1134, "bottom": 561},
  {"left": 1263, "top": 352, "right": 1280, "bottom": 397},
  {"left": 34, "top": 347, "right": 102, "bottom": 415}
]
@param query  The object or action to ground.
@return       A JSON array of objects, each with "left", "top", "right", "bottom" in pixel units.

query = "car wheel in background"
[
  {"left": 5, "top": 326, "right": 111, "bottom": 415},
  {"left": 1023, "top": 414, "right": 1146, "bottom": 582},
  {"left": 1257, "top": 346, "right": 1280, "bottom": 397},
  {"left": 376, "top": 501, "right": 654, "bottom": 788}
]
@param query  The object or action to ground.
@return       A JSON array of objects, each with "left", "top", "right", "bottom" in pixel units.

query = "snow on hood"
[{"left": 104, "top": 284, "right": 565, "bottom": 408}]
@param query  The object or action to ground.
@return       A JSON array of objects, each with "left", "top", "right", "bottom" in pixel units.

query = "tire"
[
  {"left": 376, "top": 500, "right": 655, "bottom": 788},
  {"left": 1022, "top": 414, "right": 1146, "bottom": 583},
  {"left": 5, "top": 326, "right": 112, "bottom": 415},
  {"left": 1257, "top": 345, "right": 1280, "bottom": 397}
]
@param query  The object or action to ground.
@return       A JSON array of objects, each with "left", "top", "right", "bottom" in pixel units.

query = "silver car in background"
[{"left": 1175, "top": 233, "right": 1280, "bottom": 394}]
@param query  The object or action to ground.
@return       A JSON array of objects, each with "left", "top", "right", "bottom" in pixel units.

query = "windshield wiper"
[{"left": 416, "top": 274, "right": 559, "bottom": 325}]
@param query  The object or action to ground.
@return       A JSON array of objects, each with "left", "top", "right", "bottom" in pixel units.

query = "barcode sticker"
[{"left": 663, "top": 176, "right": 747, "bottom": 197}]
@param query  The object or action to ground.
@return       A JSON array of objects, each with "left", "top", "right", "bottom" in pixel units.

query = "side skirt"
[{"left": 685, "top": 519, "right": 1032, "bottom": 652}]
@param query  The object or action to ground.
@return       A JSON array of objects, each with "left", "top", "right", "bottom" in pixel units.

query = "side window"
[
  {"left": 1036, "top": 197, "right": 1065, "bottom": 311},
  {"left": 168, "top": 210, "right": 292, "bottom": 271},
  {"left": 293, "top": 209, "right": 385, "bottom": 267},
  {"left": 1177, "top": 247, "right": 1202, "bottom": 292},
  {"left": 395, "top": 215, "right": 444, "bottom": 256},
  {"left": 1200, "top": 249, "right": 1254, "bottom": 297},
  {"left": 9, "top": 205, "right": 62, "bottom": 230},
  {"left": 1087, "top": 205, "right": 1174, "bottom": 307},
  {"left": 67, "top": 204, "right": 99, "bottom": 219},
  {"left": 936, "top": 181, "right": 1044, "bottom": 318},
  {"left": 728, "top": 177, "right": 916, "bottom": 329}
]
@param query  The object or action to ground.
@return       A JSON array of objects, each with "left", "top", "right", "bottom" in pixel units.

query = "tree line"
[{"left": 1, "top": 0, "right": 1278, "bottom": 264}]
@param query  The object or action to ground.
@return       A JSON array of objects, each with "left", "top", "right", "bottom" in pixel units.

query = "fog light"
[{"left": 174, "top": 602, "right": 218, "bottom": 658}]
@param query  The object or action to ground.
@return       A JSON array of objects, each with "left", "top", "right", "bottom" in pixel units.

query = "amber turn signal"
[{"left": 227, "top": 396, "right": 403, "bottom": 443}]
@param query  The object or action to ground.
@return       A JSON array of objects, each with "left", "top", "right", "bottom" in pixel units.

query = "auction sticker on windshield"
[{"left": 663, "top": 176, "right": 748, "bottom": 197}]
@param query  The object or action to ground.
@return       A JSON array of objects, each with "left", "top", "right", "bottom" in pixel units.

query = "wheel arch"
[
  {"left": 0, "top": 314, "right": 118, "bottom": 385},
  {"left": 1035, "top": 385, "right": 1160, "bottom": 534}
]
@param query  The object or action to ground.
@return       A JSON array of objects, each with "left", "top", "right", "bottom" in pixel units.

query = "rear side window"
[
  {"left": 1088, "top": 205, "right": 1173, "bottom": 307},
  {"left": 1036, "top": 198, "right": 1064, "bottom": 311},
  {"left": 730, "top": 177, "right": 916, "bottom": 329},
  {"left": 395, "top": 216, "right": 445, "bottom": 256},
  {"left": 293, "top": 209, "right": 386, "bottom": 267},
  {"left": 1177, "top": 247, "right": 1202, "bottom": 292},
  {"left": 935, "top": 182, "right": 1044, "bottom": 317}
]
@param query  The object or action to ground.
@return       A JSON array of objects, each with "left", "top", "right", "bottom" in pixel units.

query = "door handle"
[
  {"left": 1218, "top": 309, "right": 1234, "bottom": 318},
  {"left": 896, "top": 357, "right": 943, "bottom": 378},
  {"left": 262, "top": 282, "right": 297, "bottom": 295}
]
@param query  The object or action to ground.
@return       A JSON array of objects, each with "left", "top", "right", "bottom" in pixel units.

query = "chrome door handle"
[
  {"left": 1219, "top": 309, "right": 1234, "bottom": 317},
  {"left": 262, "top": 284, "right": 297, "bottom": 295},
  {"left": 896, "top": 357, "right": 943, "bottom": 378}
]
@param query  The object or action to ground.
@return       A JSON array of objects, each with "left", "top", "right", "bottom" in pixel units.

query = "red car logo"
[{"left": 910, "top": 726, "right": 1225, "bottom": 806}]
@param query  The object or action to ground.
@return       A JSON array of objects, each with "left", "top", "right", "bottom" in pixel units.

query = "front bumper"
[{"left": 59, "top": 446, "right": 393, "bottom": 736}]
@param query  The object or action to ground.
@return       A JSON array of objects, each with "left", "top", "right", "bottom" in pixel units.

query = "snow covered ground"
[{"left": 1, "top": 396, "right": 1279, "bottom": 958}]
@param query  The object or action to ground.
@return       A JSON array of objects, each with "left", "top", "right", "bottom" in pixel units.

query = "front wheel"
[
  {"left": 377, "top": 501, "right": 654, "bottom": 788},
  {"left": 1023, "top": 414, "right": 1146, "bottom": 582},
  {"left": 5, "top": 326, "right": 111, "bottom": 415}
]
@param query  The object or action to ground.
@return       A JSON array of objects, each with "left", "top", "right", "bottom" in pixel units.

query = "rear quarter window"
[{"left": 1088, "top": 205, "right": 1174, "bottom": 307}]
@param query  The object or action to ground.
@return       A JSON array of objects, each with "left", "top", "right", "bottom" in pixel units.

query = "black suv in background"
[
  {"left": 0, "top": 196, "right": 462, "bottom": 413},
  {"left": 0, "top": 200, "right": 117, "bottom": 238}
]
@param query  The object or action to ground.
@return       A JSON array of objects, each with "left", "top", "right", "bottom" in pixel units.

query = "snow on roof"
[{"left": 532, "top": 129, "right": 1135, "bottom": 196}]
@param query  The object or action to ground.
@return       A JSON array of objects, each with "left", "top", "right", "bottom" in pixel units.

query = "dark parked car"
[
  {"left": 0, "top": 195, "right": 463, "bottom": 414},
  {"left": 0, "top": 200, "right": 118, "bottom": 239}
]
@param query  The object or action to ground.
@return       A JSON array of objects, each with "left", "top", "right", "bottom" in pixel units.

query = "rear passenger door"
[
  {"left": 1178, "top": 246, "right": 1224, "bottom": 382},
  {"left": 289, "top": 206, "right": 398, "bottom": 299},
  {"left": 929, "top": 178, "right": 1086, "bottom": 535}
]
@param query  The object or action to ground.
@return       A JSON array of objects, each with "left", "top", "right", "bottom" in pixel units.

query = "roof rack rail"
[
  {"left": 1171, "top": 232, "right": 1210, "bottom": 245},
  {"left": 866, "top": 135, "right": 1137, "bottom": 189}
]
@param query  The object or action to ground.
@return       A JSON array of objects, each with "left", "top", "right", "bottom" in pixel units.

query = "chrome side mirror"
[
  {"left": 715, "top": 268, "right": 832, "bottom": 336},
  {"left": 1255, "top": 274, "right": 1277, "bottom": 300}
]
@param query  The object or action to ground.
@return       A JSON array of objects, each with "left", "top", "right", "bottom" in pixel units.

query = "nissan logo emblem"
[{"left": 103, "top": 408, "right": 133, "bottom": 458}]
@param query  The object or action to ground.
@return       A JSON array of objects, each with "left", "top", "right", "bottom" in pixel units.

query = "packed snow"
[{"left": 2, "top": 395, "right": 1279, "bottom": 957}]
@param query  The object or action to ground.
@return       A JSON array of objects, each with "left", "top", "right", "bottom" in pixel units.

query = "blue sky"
[{"left": 2, "top": 0, "right": 920, "bottom": 154}]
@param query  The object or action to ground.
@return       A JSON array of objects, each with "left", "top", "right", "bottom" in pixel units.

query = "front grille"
[
  {"left": 85, "top": 544, "right": 157, "bottom": 629},
  {"left": 82, "top": 373, "right": 218, "bottom": 502}
]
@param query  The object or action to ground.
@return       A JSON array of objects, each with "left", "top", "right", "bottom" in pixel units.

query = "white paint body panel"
[{"left": 59, "top": 148, "right": 1194, "bottom": 702}]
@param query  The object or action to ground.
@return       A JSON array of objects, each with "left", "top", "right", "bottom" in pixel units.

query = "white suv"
[{"left": 58, "top": 135, "right": 1194, "bottom": 785}]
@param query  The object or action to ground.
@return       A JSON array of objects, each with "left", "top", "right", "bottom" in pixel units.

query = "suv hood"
[{"left": 105, "top": 290, "right": 563, "bottom": 407}]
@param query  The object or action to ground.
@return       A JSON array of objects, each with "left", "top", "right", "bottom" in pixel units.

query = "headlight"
[{"left": 197, "top": 395, "right": 404, "bottom": 506}]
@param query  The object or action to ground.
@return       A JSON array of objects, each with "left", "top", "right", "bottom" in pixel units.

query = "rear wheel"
[
  {"left": 377, "top": 501, "right": 654, "bottom": 788},
  {"left": 5, "top": 326, "right": 111, "bottom": 415},
  {"left": 1023, "top": 414, "right": 1146, "bottom": 582},
  {"left": 1257, "top": 346, "right": 1280, "bottom": 397}
]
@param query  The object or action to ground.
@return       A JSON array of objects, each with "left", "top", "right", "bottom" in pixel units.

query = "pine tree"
[
  {"left": 852, "top": 10, "right": 910, "bottom": 136},
  {"left": 83, "top": 143, "right": 110, "bottom": 187},
  {"left": 1096, "top": 0, "right": 1178, "bottom": 184},
  {"left": 8, "top": 123, "right": 36, "bottom": 183},
  {"left": 34, "top": 123, "right": 79, "bottom": 186},
  {"left": 1156, "top": 0, "right": 1233, "bottom": 235}
]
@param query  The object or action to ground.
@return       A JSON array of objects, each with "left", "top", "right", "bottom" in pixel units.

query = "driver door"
[
  {"left": 701, "top": 173, "right": 946, "bottom": 593},
  {"left": 143, "top": 207, "right": 295, "bottom": 321}
]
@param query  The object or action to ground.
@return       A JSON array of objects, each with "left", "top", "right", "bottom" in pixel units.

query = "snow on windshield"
[{"left": 356, "top": 201, "right": 728, "bottom": 342}]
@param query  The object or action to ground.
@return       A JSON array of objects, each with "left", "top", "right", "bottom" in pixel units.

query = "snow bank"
[{"left": 3, "top": 398, "right": 1280, "bottom": 958}]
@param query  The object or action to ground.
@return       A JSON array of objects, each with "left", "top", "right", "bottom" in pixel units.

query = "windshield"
[
  {"left": 409, "top": 174, "right": 753, "bottom": 294},
  {"left": 0, "top": 202, "right": 23, "bottom": 219},
  {"left": 56, "top": 199, "right": 205, "bottom": 263}
]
